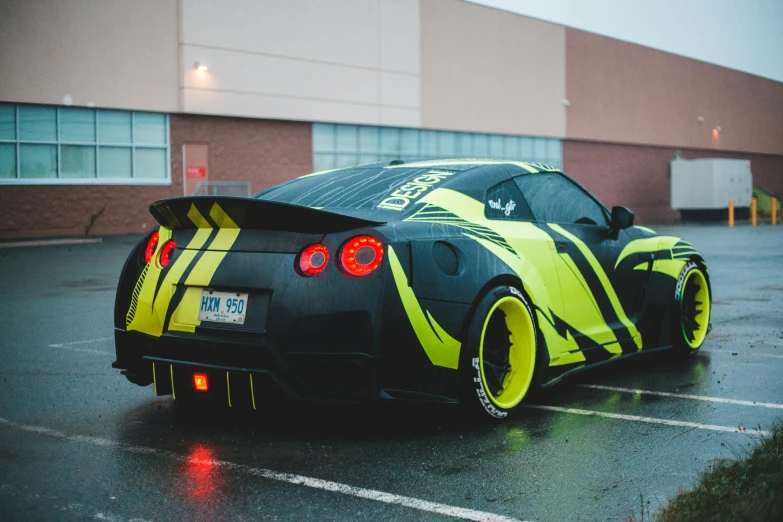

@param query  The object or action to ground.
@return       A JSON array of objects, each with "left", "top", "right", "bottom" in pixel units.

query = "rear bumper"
[
  {"left": 114, "top": 328, "right": 378, "bottom": 404},
  {"left": 113, "top": 329, "right": 461, "bottom": 406}
]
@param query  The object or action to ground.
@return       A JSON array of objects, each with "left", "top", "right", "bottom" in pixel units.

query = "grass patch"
[{"left": 652, "top": 421, "right": 783, "bottom": 521}]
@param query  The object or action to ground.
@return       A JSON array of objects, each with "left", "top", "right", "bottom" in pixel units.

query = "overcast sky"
[{"left": 468, "top": 0, "right": 783, "bottom": 83}]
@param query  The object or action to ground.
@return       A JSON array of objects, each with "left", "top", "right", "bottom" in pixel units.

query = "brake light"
[
  {"left": 339, "top": 235, "right": 384, "bottom": 277},
  {"left": 144, "top": 231, "right": 160, "bottom": 264},
  {"left": 193, "top": 373, "right": 208, "bottom": 392},
  {"left": 159, "top": 240, "right": 176, "bottom": 268},
  {"left": 298, "top": 244, "right": 329, "bottom": 276}
]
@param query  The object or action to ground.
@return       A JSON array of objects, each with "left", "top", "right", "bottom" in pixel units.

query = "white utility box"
[{"left": 670, "top": 158, "right": 752, "bottom": 209}]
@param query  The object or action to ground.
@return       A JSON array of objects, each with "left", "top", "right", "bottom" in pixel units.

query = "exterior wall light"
[{"left": 194, "top": 61, "right": 209, "bottom": 72}]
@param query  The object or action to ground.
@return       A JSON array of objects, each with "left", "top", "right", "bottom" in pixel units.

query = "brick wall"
[
  {"left": 0, "top": 115, "right": 312, "bottom": 239},
  {"left": 563, "top": 140, "right": 783, "bottom": 224}
]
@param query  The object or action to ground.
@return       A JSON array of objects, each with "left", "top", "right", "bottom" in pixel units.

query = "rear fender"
[{"left": 114, "top": 231, "right": 156, "bottom": 329}]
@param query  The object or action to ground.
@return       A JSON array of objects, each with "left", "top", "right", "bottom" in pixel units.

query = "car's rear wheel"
[
  {"left": 673, "top": 261, "right": 711, "bottom": 355},
  {"left": 460, "top": 286, "right": 537, "bottom": 419}
]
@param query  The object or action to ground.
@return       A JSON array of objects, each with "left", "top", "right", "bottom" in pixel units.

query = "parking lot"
[{"left": 0, "top": 224, "right": 781, "bottom": 521}]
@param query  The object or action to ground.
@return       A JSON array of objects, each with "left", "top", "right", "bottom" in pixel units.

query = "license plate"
[{"left": 198, "top": 289, "right": 248, "bottom": 325}]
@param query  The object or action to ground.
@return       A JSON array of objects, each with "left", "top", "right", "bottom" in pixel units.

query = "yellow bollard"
[
  {"left": 728, "top": 199, "right": 734, "bottom": 227},
  {"left": 751, "top": 197, "right": 757, "bottom": 226},
  {"left": 772, "top": 198, "right": 778, "bottom": 226}
]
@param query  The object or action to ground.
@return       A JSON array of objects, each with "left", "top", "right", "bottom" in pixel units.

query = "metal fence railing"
[{"left": 192, "top": 181, "right": 251, "bottom": 197}]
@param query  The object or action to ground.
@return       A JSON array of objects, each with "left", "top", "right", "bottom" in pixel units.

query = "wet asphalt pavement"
[{"left": 1, "top": 224, "right": 781, "bottom": 521}]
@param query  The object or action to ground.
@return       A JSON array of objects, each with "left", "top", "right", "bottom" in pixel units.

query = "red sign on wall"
[{"left": 186, "top": 166, "right": 207, "bottom": 179}]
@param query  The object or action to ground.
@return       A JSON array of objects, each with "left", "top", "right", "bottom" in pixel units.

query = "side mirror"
[{"left": 609, "top": 206, "right": 634, "bottom": 238}]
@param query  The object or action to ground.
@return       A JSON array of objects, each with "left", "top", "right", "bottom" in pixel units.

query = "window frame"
[
  {"left": 514, "top": 172, "right": 611, "bottom": 227},
  {"left": 0, "top": 103, "right": 171, "bottom": 185}
]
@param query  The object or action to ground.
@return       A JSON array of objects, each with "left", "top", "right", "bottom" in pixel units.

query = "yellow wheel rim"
[
  {"left": 681, "top": 269, "right": 710, "bottom": 349},
  {"left": 478, "top": 296, "right": 536, "bottom": 409}
]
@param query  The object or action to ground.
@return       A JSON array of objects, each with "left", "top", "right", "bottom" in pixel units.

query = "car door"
[
  {"left": 514, "top": 173, "right": 643, "bottom": 360},
  {"left": 481, "top": 178, "right": 572, "bottom": 364}
]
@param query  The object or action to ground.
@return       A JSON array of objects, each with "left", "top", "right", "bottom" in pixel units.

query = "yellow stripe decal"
[
  {"left": 249, "top": 374, "right": 256, "bottom": 410},
  {"left": 226, "top": 372, "right": 232, "bottom": 408},
  {"left": 615, "top": 237, "right": 662, "bottom": 269},
  {"left": 549, "top": 224, "right": 642, "bottom": 350},
  {"left": 388, "top": 246, "right": 461, "bottom": 369},
  {"left": 169, "top": 203, "right": 242, "bottom": 333},
  {"left": 170, "top": 364, "right": 176, "bottom": 399},
  {"left": 127, "top": 204, "right": 213, "bottom": 337},
  {"left": 152, "top": 362, "right": 157, "bottom": 395}
]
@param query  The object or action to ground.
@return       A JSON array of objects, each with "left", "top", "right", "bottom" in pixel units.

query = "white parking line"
[
  {"left": 578, "top": 384, "right": 783, "bottom": 409},
  {"left": 52, "top": 345, "right": 113, "bottom": 356},
  {"left": 705, "top": 349, "right": 783, "bottom": 359},
  {"left": 48, "top": 337, "right": 113, "bottom": 356},
  {"left": 49, "top": 337, "right": 112, "bottom": 348},
  {"left": 93, "top": 513, "right": 152, "bottom": 522},
  {"left": 0, "top": 418, "right": 526, "bottom": 522},
  {"left": 523, "top": 405, "right": 768, "bottom": 436}
]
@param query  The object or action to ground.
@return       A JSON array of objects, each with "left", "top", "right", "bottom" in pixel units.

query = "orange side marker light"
[{"left": 193, "top": 373, "right": 209, "bottom": 392}]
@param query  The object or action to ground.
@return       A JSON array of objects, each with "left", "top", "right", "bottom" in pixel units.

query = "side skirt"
[{"left": 541, "top": 344, "right": 674, "bottom": 388}]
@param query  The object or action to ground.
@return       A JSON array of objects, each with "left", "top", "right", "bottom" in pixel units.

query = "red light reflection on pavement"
[{"left": 183, "top": 444, "right": 220, "bottom": 502}]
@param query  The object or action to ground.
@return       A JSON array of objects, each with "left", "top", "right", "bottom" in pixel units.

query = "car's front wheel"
[
  {"left": 460, "top": 286, "right": 538, "bottom": 419},
  {"left": 672, "top": 261, "right": 711, "bottom": 355}
]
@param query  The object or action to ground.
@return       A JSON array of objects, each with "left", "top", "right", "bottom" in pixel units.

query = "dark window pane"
[
  {"left": 335, "top": 125, "right": 358, "bottom": 152},
  {"left": 0, "top": 144, "right": 16, "bottom": 178},
  {"left": 312, "top": 153, "right": 335, "bottom": 172},
  {"left": 358, "top": 126, "right": 379, "bottom": 153},
  {"left": 515, "top": 173, "right": 607, "bottom": 225},
  {"left": 61, "top": 145, "right": 96, "bottom": 178},
  {"left": 135, "top": 148, "right": 167, "bottom": 178},
  {"left": 312, "top": 123, "right": 335, "bottom": 152},
  {"left": 60, "top": 108, "right": 96, "bottom": 142},
  {"left": 19, "top": 106, "right": 56, "bottom": 141},
  {"left": 484, "top": 180, "right": 534, "bottom": 221},
  {"left": 400, "top": 128, "right": 419, "bottom": 155},
  {"left": 20, "top": 144, "right": 57, "bottom": 178},
  {"left": 98, "top": 110, "right": 131, "bottom": 144},
  {"left": 99, "top": 147, "right": 132, "bottom": 178},
  {"left": 134, "top": 113, "right": 166, "bottom": 145},
  {"left": 0, "top": 104, "right": 15, "bottom": 140}
]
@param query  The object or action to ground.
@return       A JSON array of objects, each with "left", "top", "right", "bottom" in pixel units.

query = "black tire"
[
  {"left": 672, "top": 261, "right": 711, "bottom": 356},
  {"left": 460, "top": 285, "right": 538, "bottom": 419}
]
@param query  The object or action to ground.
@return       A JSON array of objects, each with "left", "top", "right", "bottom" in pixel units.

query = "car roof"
[
  {"left": 255, "top": 159, "right": 564, "bottom": 221},
  {"left": 306, "top": 158, "right": 562, "bottom": 176}
]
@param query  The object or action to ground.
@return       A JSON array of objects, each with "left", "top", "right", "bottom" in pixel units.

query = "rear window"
[{"left": 256, "top": 165, "right": 466, "bottom": 213}]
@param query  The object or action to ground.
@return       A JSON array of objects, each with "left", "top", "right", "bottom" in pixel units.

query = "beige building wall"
[
  {"left": 566, "top": 28, "right": 783, "bottom": 155},
  {"left": 181, "top": 0, "right": 421, "bottom": 127},
  {"left": 0, "top": 0, "right": 179, "bottom": 112},
  {"left": 420, "top": 0, "right": 566, "bottom": 138}
]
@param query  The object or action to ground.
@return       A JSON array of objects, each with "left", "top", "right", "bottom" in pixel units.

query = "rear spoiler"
[{"left": 149, "top": 196, "right": 385, "bottom": 233}]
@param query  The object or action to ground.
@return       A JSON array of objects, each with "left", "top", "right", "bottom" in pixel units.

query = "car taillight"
[
  {"left": 144, "top": 231, "right": 160, "bottom": 264},
  {"left": 298, "top": 244, "right": 329, "bottom": 276},
  {"left": 339, "top": 235, "right": 384, "bottom": 277},
  {"left": 159, "top": 240, "right": 176, "bottom": 268}
]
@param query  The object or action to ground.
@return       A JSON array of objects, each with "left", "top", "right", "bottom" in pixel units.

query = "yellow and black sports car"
[{"left": 113, "top": 159, "right": 711, "bottom": 419}]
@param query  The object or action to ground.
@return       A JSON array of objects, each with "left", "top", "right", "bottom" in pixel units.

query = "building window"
[
  {"left": 0, "top": 103, "right": 170, "bottom": 184},
  {"left": 312, "top": 123, "right": 563, "bottom": 173}
]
